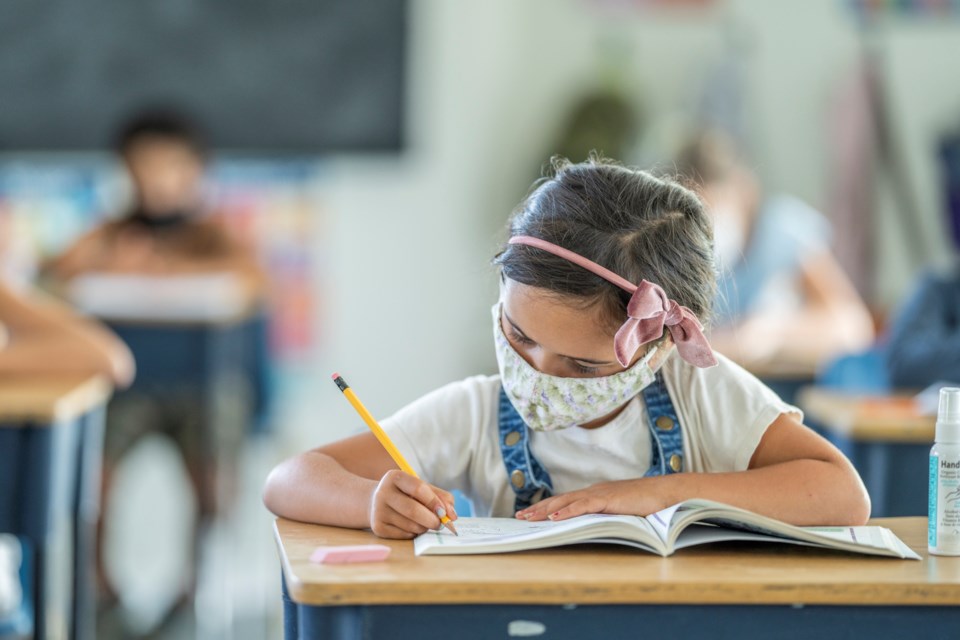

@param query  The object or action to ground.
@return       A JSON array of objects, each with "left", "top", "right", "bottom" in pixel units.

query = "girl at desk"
[{"left": 264, "top": 157, "right": 870, "bottom": 538}]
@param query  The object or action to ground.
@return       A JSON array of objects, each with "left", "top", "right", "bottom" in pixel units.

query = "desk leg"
[
  {"left": 0, "top": 425, "right": 53, "bottom": 640},
  {"left": 3, "top": 422, "right": 77, "bottom": 640},
  {"left": 72, "top": 406, "right": 106, "bottom": 640},
  {"left": 281, "top": 573, "right": 298, "bottom": 640}
]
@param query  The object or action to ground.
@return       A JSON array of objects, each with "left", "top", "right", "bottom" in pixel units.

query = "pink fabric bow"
[
  {"left": 508, "top": 235, "right": 718, "bottom": 369},
  {"left": 613, "top": 280, "right": 717, "bottom": 368}
]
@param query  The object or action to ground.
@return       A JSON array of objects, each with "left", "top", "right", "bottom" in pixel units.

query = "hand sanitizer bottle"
[{"left": 929, "top": 387, "right": 960, "bottom": 556}]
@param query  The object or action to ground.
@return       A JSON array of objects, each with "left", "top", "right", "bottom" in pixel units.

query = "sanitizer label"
[
  {"left": 932, "top": 454, "right": 960, "bottom": 553},
  {"left": 929, "top": 454, "right": 938, "bottom": 548}
]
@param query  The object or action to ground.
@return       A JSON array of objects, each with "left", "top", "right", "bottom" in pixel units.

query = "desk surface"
[
  {"left": 798, "top": 387, "right": 935, "bottom": 442},
  {"left": 97, "top": 303, "right": 259, "bottom": 328},
  {"left": 0, "top": 374, "right": 112, "bottom": 424},
  {"left": 745, "top": 358, "right": 818, "bottom": 380},
  {"left": 275, "top": 517, "right": 960, "bottom": 607}
]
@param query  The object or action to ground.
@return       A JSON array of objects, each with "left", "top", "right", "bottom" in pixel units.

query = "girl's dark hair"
[{"left": 494, "top": 155, "right": 716, "bottom": 333}]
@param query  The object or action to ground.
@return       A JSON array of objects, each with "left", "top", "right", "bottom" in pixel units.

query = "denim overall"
[{"left": 498, "top": 372, "right": 686, "bottom": 512}]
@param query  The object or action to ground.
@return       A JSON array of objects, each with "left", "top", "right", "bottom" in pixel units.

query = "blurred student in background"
[
  {"left": 45, "top": 110, "right": 262, "bottom": 291},
  {"left": 676, "top": 130, "right": 874, "bottom": 371},
  {"left": 44, "top": 109, "right": 264, "bottom": 629},
  {"left": 885, "top": 251, "right": 960, "bottom": 388}
]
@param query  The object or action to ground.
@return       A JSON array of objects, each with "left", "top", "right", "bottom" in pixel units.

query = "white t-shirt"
[{"left": 383, "top": 352, "right": 801, "bottom": 517}]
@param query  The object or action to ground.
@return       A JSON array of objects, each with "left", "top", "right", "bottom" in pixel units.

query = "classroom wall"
[{"left": 240, "top": 0, "right": 960, "bottom": 449}]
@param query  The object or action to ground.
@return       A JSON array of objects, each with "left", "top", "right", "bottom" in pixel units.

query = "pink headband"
[{"left": 508, "top": 235, "right": 718, "bottom": 369}]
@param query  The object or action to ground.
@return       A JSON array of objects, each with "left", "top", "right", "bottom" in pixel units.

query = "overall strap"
[
  {"left": 497, "top": 387, "right": 554, "bottom": 512},
  {"left": 641, "top": 372, "right": 685, "bottom": 476}
]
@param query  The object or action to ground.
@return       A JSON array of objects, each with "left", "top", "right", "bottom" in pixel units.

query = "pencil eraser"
[{"left": 310, "top": 544, "right": 391, "bottom": 564}]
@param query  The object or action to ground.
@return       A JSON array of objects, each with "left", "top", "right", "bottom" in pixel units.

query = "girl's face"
[{"left": 500, "top": 278, "right": 672, "bottom": 379}]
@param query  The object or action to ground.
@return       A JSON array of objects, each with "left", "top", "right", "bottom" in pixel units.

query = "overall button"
[
  {"left": 503, "top": 430, "right": 521, "bottom": 447},
  {"left": 655, "top": 415, "right": 674, "bottom": 431},
  {"left": 668, "top": 454, "right": 683, "bottom": 472},
  {"left": 510, "top": 469, "right": 526, "bottom": 488}
]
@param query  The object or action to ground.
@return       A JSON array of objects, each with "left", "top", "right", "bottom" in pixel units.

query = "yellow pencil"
[{"left": 332, "top": 373, "right": 458, "bottom": 536}]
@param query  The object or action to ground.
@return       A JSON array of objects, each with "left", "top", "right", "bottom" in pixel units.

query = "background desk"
[
  {"left": 103, "top": 306, "right": 271, "bottom": 438},
  {"left": 274, "top": 517, "right": 959, "bottom": 640},
  {"left": 799, "top": 387, "right": 933, "bottom": 517},
  {"left": 0, "top": 375, "right": 112, "bottom": 640}
]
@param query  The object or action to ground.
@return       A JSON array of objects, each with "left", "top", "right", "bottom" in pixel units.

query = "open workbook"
[{"left": 414, "top": 499, "right": 920, "bottom": 560}]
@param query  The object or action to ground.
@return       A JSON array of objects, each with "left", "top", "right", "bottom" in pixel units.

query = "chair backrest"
[{"left": 817, "top": 347, "right": 890, "bottom": 393}]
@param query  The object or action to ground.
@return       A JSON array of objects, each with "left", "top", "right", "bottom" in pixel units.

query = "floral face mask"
[{"left": 493, "top": 303, "right": 664, "bottom": 432}]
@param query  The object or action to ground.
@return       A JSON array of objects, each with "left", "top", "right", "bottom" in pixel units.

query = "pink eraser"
[{"left": 310, "top": 544, "right": 391, "bottom": 564}]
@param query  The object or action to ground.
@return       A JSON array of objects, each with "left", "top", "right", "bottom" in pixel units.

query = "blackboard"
[{"left": 0, "top": 0, "right": 406, "bottom": 153}]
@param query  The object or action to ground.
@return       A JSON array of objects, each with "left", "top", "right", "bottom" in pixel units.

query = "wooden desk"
[
  {"left": 799, "top": 387, "right": 933, "bottom": 518},
  {"left": 746, "top": 358, "right": 819, "bottom": 382},
  {"left": 799, "top": 387, "right": 934, "bottom": 442},
  {"left": 274, "top": 517, "right": 960, "bottom": 640},
  {"left": 104, "top": 306, "right": 269, "bottom": 436},
  {"left": 0, "top": 376, "right": 112, "bottom": 424},
  {"left": 0, "top": 374, "right": 112, "bottom": 640}
]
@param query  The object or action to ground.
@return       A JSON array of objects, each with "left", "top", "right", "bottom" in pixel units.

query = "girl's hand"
[
  {"left": 515, "top": 478, "right": 671, "bottom": 522},
  {"left": 368, "top": 469, "right": 458, "bottom": 539}
]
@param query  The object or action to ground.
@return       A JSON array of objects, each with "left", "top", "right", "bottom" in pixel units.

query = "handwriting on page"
[{"left": 433, "top": 518, "right": 561, "bottom": 540}]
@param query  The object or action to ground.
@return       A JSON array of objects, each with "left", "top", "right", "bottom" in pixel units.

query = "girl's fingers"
[
  {"left": 377, "top": 521, "right": 418, "bottom": 540},
  {"left": 386, "top": 489, "right": 442, "bottom": 530},
  {"left": 547, "top": 497, "right": 603, "bottom": 521},
  {"left": 517, "top": 493, "right": 580, "bottom": 521},
  {"left": 391, "top": 473, "right": 451, "bottom": 526},
  {"left": 383, "top": 506, "right": 431, "bottom": 536},
  {"left": 430, "top": 485, "right": 459, "bottom": 520}
]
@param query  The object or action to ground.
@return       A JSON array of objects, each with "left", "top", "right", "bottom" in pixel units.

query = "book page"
[
  {"left": 414, "top": 515, "right": 659, "bottom": 556},
  {"left": 649, "top": 499, "right": 920, "bottom": 559},
  {"left": 431, "top": 518, "right": 562, "bottom": 542},
  {"left": 646, "top": 503, "right": 683, "bottom": 543},
  {"left": 801, "top": 526, "right": 909, "bottom": 552}
]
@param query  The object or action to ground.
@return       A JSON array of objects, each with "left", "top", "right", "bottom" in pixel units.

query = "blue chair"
[
  {"left": 0, "top": 538, "right": 32, "bottom": 640},
  {"left": 816, "top": 347, "right": 890, "bottom": 393},
  {"left": 451, "top": 491, "right": 474, "bottom": 518}
]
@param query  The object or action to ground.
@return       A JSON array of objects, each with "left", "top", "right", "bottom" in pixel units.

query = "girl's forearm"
[
  {"left": 659, "top": 460, "right": 871, "bottom": 526},
  {"left": 263, "top": 451, "right": 378, "bottom": 528}
]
